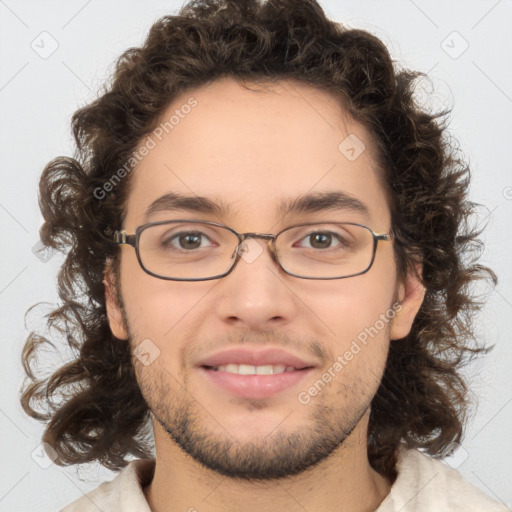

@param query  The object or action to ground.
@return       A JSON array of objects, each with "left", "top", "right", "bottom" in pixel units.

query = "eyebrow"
[
  {"left": 143, "top": 193, "right": 235, "bottom": 222},
  {"left": 143, "top": 190, "right": 371, "bottom": 223},
  {"left": 279, "top": 191, "right": 370, "bottom": 219}
]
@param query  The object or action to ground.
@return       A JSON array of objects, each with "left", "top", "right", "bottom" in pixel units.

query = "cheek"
[
  {"left": 122, "top": 282, "right": 198, "bottom": 386},
  {"left": 135, "top": 296, "right": 188, "bottom": 336},
  {"left": 300, "top": 274, "right": 396, "bottom": 383},
  {"left": 120, "top": 265, "right": 192, "bottom": 338},
  {"left": 301, "top": 274, "right": 397, "bottom": 334},
  {"left": 322, "top": 306, "right": 392, "bottom": 401}
]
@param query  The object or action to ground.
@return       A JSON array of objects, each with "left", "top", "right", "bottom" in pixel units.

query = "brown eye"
[
  {"left": 308, "top": 232, "right": 333, "bottom": 249},
  {"left": 295, "top": 231, "right": 349, "bottom": 250},
  {"left": 162, "top": 231, "right": 211, "bottom": 250}
]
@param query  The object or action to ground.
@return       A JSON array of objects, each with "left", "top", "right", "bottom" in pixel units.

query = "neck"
[{"left": 144, "top": 412, "right": 392, "bottom": 512}]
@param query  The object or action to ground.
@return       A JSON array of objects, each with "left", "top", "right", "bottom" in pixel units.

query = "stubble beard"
[{"left": 137, "top": 363, "right": 374, "bottom": 481}]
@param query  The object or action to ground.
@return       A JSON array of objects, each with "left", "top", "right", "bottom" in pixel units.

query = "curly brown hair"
[{"left": 21, "top": 0, "right": 497, "bottom": 479}]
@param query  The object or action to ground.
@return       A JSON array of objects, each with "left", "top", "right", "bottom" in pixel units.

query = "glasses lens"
[
  {"left": 276, "top": 223, "right": 374, "bottom": 279},
  {"left": 139, "top": 222, "right": 239, "bottom": 280}
]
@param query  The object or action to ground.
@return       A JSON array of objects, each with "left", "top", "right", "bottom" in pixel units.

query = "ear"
[
  {"left": 103, "top": 258, "right": 129, "bottom": 340},
  {"left": 390, "top": 262, "right": 425, "bottom": 341}
]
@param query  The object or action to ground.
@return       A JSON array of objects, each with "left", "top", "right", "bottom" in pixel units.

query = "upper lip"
[{"left": 197, "top": 348, "right": 317, "bottom": 370}]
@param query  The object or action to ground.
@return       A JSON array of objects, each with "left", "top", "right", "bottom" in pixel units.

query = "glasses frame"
[{"left": 113, "top": 219, "right": 393, "bottom": 281}]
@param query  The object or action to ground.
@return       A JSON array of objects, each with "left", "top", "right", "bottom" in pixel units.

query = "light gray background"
[{"left": 1, "top": 1, "right": 511, "bottom": 510}]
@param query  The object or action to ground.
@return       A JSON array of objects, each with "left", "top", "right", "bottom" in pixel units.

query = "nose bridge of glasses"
[
  {"left": 234, "top": 232, "right": 278, "bottom": 262},
  {"left": 239, "top": 232, "right": 275, "bottom": 243}
]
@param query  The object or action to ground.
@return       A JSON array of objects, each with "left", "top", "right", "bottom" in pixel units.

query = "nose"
[{"left": 214, "top": 235, "right": 299, "bottom": 329}]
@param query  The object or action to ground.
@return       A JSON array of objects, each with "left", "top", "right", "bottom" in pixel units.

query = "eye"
[
  {"left": 162, "top": 231, "right": 215, "bottom": 250},
  {"left": 296, "top": 231, "right": 349, "bottom": 250}
]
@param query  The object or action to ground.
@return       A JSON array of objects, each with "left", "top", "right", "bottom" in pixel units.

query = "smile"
[
  {"left": 206, "top": 364, "right": 298, "bottom": 375},
  {"left": 199, "top": 365, "right": 314, "bottom": 399}
]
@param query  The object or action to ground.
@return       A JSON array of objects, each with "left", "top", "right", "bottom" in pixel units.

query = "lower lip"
[{"left": 198, "top": 367, "right": 314, "bottom": 399}]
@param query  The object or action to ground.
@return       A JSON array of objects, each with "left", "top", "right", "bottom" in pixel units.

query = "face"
[{"left": 105, "top": 77, "right": 424, "bottom": 480}]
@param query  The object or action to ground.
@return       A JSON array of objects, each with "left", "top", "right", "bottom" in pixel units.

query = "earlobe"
[
  {"left": 390, "top": 262, "right": 425, "bottom": 341},
  {"left": 103, "top": 259, "right": 129, "bottom": 340}
]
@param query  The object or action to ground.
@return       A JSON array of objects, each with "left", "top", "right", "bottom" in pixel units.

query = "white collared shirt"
[{"left": 61, "top": 447, "right": 510, "bottom": 511}]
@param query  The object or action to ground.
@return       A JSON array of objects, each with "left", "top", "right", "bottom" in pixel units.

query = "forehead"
[{"left": 124, "top": 77, "right": 390, "bottom": 231}]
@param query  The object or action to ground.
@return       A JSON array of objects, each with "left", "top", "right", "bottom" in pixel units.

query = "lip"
[
  {"left": 198, "top": 366, "right": 315, "bottom": 399},
  {"left": 196, "top": 347, "right": 317, "bottom": 370},
  {"left": 196, "top": 347, "right": 318, "bottom": 400}
]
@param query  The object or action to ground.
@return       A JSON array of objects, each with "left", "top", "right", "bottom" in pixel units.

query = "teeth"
[{"left": 212, "top": 364, "right": 297, "bottom": 375}]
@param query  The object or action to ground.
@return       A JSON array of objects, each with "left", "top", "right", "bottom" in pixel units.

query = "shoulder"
[
  {"left": 60, "top": 459, "right": 155, "bottom": 512},
  {"left": 377, "top": 446, "right": 510, "bottom": 512}
]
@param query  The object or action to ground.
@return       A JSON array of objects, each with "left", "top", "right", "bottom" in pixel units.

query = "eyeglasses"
[{"left": 113, "top": 219, "right": 392, "bottom": 281}]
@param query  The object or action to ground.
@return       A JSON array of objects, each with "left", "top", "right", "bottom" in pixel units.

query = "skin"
[{"left": 104, "top": 77, "right": 425, "bottom": 512}]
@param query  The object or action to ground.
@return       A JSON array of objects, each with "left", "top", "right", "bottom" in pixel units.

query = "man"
[{"left": 21, "top": 0, "right": 508, "bottom": 510}]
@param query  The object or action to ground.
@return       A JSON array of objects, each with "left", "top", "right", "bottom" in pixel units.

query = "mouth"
[
  {"left": 196, "top": 347, "right": 318, "bottom": 399},
  {"left": 197, "top": 347, "right": 316, "bottom": 370},
  {"left": 199, "top": 366, "right": 314, "bottom": 400},
  {"left": 203, "top": 363, "right": 304, "bottom": 375},
  {"left": 198, "top": 363, "right": 316, "bottom": 400}
]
